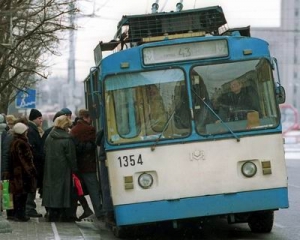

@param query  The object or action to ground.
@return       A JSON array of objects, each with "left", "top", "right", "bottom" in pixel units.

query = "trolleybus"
[{"left": 84, "top": 3, "right": 288, "bottom": 237}]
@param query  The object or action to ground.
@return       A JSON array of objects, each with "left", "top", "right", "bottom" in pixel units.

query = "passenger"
[
  {"left": 147, "top": 84, "right": 167, "bottom": 132},
  {"left": 42, "top": 110, "right": 66, "bottom": 147},
  {"left": 2, "top": 116, "right": 28, "bottom": 220},
  {"left": 96, "top": 129, "right": 115, "bottom": 224},
  {"left": 1, "top": 113, "right": 10, "bottom": 180},
  {"left": 2, "top": 117, "right": 29, "bottom": 180},
  {"left": 217, "top": 79, "right": 260, "bottom": 121},
  {"left": 70, "top": 109, "right": 103, "bottom": 220},
  {"left": 25, "top": 108, "right": 44, "bottom": 218},
  {"left": 60, "top": 107, "right": 94, "bottom": 220},
  {"left": 41, "top": 110, "right": 67, "bottom": 219},
  {"left": 42, "top": 115, "right": 79, "bottom": 222},
  {"left": 191, "top": 72, "right": 214, "bottom": 133},
  {"left": 9, "top": 123, "right": 37, "bottom": 222},
  {"left": 61, "top": 108, "right": 73, "bottom": 122},
  {"left": 6, "top": 115, "right": 16, "bottom": 129}
]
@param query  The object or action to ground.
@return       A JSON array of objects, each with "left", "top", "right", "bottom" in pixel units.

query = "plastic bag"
[
  {"left": 2, "top": 180, "right": 14, "bottom": 210},
  {"left": 72, "top": 174, "right": 84, "bottom": 196}
]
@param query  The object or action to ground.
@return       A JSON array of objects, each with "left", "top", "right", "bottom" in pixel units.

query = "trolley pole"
[{"left": 0, "top": 115, "right": 12, "bottom": 233}]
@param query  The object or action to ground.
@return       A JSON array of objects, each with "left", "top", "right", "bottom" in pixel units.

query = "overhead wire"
[{"left": 160, "top": 0, "right": 168, "bottom": 12}]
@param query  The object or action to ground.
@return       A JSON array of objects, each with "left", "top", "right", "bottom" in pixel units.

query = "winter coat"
[
  {"left": 70, "top": 119, "right": 97, "bottom": 173},
  {"left": 27, "top": 121, "right": 44, "bottom": 187},
  {"left": 42, "top": 127, "right": 78, "bottom": 209},
  {"left": 1, "top": 129, "right": 13, "bottom": 175},
  {"left": 9, "top": 134, "right": 37, "bottom": 194}
]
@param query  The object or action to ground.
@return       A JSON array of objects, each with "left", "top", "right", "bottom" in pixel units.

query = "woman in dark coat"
[
  {"left": 42, "top": 115, "right": 79, "bottom": 222},
  {"left": 9, "top": 122, "right": 37, "bottom": 222}
]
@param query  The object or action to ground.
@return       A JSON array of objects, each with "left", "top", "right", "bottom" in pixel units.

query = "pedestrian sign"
[{"left": 15, "top": 88, "right": 36, "bottom": 109}]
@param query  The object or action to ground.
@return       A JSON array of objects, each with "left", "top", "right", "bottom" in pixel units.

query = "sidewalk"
[{"left": 0, "top": 194, "right": 107, "bottom": 240}]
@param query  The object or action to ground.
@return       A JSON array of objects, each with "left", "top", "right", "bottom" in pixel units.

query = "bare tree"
[{"left": 0, "top": 0, "right": 78, "bottom": 113}]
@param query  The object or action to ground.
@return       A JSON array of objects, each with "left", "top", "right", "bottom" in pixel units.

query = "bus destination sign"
[{"left": 142, "top": 39, "right": 228, "bottom": 65}]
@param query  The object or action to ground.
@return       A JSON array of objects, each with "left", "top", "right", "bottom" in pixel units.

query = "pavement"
[{"left": 0, "top": 194, "right": 110, "bottom": 240}]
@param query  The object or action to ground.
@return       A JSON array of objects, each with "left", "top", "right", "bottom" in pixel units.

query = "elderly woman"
[
  {"left": 42, "top": 115, "right": 79, "bottom": 222},
  {"left": 9, "top": 122, "right": 37, "bottom": 222}
]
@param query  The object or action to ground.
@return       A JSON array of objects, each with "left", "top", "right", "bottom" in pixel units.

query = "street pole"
[{"left": 0, "top": 114, "right": 12, "bottom": 233}]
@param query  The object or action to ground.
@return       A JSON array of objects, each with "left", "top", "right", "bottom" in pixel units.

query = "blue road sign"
[{"left": 15, "top": 88, "right": 36, "bottom": 109}]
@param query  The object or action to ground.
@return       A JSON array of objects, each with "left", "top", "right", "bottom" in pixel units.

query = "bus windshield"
[
  {"left": 105, "top": 68, "right": 191, "bottom": 144},
  {"left": 191, "top": 58, "right": 280, "bottom": 134},
  {"left": 104, "top": 59, "right": 279, "bottom": 144}
]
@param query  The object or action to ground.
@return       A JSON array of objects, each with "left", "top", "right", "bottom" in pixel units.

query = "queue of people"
[{"left": 0, "top": 107, "right": 107, "bottom": 223}]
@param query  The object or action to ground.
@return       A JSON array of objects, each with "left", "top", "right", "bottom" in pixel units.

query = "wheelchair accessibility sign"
[{"left": 15, "top": 88, "right": 36, "bottom": 109}]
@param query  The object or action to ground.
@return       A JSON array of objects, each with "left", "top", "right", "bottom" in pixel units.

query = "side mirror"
[{"left": 276, "top": 86, "right": 286, "bottom": 104}]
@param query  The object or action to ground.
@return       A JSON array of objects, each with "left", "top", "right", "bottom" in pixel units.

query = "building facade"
[{"left": 251, "top": 0, "right": 300, "bottom": 114}]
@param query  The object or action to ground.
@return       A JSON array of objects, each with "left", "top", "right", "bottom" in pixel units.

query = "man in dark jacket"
[
  {"left": 217, "top": 79, "right": 261, "bottom": 121},
  {"left": 70, "top": 109, "right": 103, "bottom": 220},
  {"left": 26, "top": 108, "right": 44, "bottom": 218}
]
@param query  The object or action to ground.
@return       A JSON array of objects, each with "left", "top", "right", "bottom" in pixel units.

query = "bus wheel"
[
  {"left": 112, "top": 226, "right": 128, "bottom": 238},
  {"left": 248, "top": 210, "right": 274, "bottom": 233}
]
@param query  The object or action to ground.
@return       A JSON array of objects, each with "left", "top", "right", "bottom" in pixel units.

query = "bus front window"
[
  {"left": 105, "top": 69, "right": 191, "bottom": 144},
  {"left": 191, "top": 59, "right": 280, "bottom": 135}
]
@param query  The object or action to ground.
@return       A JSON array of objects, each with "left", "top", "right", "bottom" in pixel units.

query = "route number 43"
[{"left": 118, "top": 154, "right": 143, "bottom": 167}]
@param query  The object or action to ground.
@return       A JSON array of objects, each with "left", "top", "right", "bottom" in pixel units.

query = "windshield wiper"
[
  {"left": 192, "top": 88, "right": 240, "bottom": 142},
  {"left": 151, "top": 110, "right": 176, "bottom": 151}
]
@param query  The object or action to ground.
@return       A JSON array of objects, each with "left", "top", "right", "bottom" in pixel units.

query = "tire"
[
  {"left": 112, "top": 226, "right": 127, "bottom": 238},
  {"left": 248, "top": 210, "right": 274, "bottom": 233}
]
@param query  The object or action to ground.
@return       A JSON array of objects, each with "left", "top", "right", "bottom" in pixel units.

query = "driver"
[{"left": 217, "top": 79, "right": 260, "bottom": 121}]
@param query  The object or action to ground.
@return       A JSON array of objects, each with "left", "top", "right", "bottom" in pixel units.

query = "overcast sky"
[{"left": 48, "top": 0, "right": 281, "bottom": 81}]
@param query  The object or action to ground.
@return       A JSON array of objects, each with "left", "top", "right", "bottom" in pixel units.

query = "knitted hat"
[
  {"left": 13, "top": 122, "right": 28, "bottom": 134},
  {"left": 53, "top": 111, "right": 66, "bottom": 122},
  {"left": 29, "top": 109, "right": 42, "bottom": 121},
  {"left": 78, "top": 109, "right": 90, "bottom": 118},
  {"left": 61, "top": 108, "right": 72, "bottom": 115}
]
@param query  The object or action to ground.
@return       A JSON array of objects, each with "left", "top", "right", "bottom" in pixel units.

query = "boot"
[{"left": 78, "top": 196, "right": 93, "bottom": 220}]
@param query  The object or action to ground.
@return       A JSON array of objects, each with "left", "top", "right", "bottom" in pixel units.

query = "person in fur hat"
[
  {"left": 9, "top": 123, "right": 37, "bottom": 221},
  {"left": 26, "top": 108, "right": 44, "bottom": 218},
  {"left": 42, "top": 115, "right": 80, "bottom": 222}
]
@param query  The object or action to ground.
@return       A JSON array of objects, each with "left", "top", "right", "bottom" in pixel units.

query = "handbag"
[{"left": 2, "top": 180, "right": 14, "bottom": 210}]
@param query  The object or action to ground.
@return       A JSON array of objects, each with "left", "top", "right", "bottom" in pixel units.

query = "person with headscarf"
[
  {"left": 9, "top": 123, "right": 37, "bottom": 221},
  {"left": 2, "top": 116, "right": 29, "bottom": 220}
]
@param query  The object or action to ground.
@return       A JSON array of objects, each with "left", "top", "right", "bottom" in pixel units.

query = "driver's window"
[{"left": 191, "top": 59, "right": 279, "bottom": 135}]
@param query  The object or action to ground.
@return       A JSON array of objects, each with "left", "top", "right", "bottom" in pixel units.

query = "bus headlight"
[
  {"left": 241, "top": 161, "right": 257, "bottom": 177},
  {"left": 138, "top": 173, "right": 153, "bottom": 189}
]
